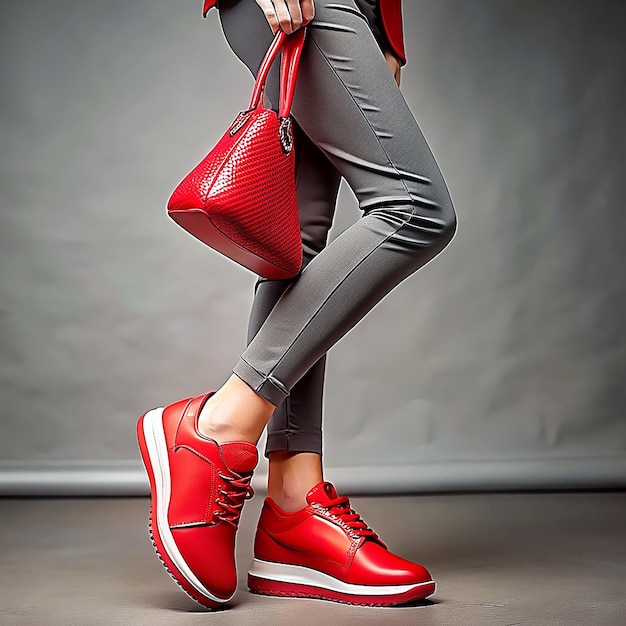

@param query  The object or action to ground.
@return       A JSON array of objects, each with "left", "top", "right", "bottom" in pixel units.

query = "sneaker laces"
[
  {"left": 321, "top": 495, "right": 382, "bottom": 543},
  {"left": 215, "top": 471, "right": 254, "bottom": 527}
]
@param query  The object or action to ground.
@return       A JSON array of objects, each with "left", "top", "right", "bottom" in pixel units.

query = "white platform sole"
[{"left": 249, "top": 558, "right": 434, "bottom": 596}]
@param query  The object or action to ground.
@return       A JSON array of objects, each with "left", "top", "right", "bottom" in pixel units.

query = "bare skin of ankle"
[
  {"left": 197, "top": 377, "right": 323, "bottom": 511},
  {"left": 267, "top": 451, "right": 324, "bottom": 512},
  {"left": 197, "top": 374, "right": 275, "bottom": 444}
]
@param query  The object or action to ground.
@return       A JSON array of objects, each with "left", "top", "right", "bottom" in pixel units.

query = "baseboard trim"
[{"left": 1, "top": 456, "right": 625, "bottom": 496}]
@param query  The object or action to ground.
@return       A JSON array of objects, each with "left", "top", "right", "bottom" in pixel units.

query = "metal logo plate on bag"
[
  {"left": 229, "top": 110, "right": 252, "bottom": 136},
  {"left": 279, "top": 117, "right": 293, "bottom": 155}
]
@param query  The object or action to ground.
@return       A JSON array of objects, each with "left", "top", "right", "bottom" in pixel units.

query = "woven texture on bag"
[
  {"left": 168, "top": 108, "right": 302, "bottom": 274},
  {"left": 209, "top": 110, "right": 301, "bottom": 270},
  {"left": 167, "top": 128, "right": 239, "bottom": 218}
]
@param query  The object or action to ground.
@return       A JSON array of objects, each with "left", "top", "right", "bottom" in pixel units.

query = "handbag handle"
[
  {"left": 248, "top": 28, "right": 306, "bottom": 118},
  {"left": 278, "top": 28, "right": 306, "bottom": 117}
]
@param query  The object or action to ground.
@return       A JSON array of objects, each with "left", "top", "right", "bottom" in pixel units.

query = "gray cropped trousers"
[{"left": 217, "top": 0, "right": 457, "bottom": 457}]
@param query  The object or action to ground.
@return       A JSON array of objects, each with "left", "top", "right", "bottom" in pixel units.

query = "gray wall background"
[{"left": 1, "top": 0, "right": 625, "bottom": 494}]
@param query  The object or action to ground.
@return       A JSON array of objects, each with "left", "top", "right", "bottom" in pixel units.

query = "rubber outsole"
[{"left": 248, "top": 573, "right": 435, "bottom": 607}]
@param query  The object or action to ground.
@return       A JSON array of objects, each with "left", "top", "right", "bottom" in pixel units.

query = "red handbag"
[{"left": 167, "top": 29, "right": 306, "bottom": 280}]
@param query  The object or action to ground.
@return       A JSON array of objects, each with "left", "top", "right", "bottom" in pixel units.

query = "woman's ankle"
[
  {"left": 267, "top": 451, "right": 323, "bottom": 512},
  {"left": 196, "top": 375, "right": 275, "bottom": 445}
]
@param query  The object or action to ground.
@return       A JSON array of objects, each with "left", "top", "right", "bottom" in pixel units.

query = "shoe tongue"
[
  {"left": 219, "top": 442, "right": 258, "bottom": 474},
  {"left": 306, "top": 481, "right": 339, "bottom": 505}
]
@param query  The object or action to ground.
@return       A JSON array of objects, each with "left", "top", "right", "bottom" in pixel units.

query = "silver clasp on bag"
[
  {"left": 229, "top": 110, "right": 252, "bottom": 136},
  {"left": 279, "top": 116, "right": 293, "bottom": 155}
]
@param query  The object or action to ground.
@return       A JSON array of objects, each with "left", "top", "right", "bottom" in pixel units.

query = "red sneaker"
[
  {"left": 248, "top": 482, "right": 435, "bottom": 606},
  {"left": 137, "top": 393, "right": 258, "bottom": 608}
]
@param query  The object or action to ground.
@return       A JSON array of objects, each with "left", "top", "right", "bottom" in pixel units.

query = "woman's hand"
[
  {"left": 384, "top": 49, "right": 401, "bottom": 86},
  {"left": 255, "top": 0, "right": 315, "bottom": 34}
]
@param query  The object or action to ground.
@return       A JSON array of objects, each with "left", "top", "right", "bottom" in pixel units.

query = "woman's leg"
[
  {"left": 137, "top": 0, "right": 453, "bottom": 607},
  {"left": 200, "top": 0, "right": 456, "bottom": 436}
]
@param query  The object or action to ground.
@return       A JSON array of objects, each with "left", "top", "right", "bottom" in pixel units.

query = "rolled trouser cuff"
[
  {"left": 265, "top": 429, "right": 323, "bottom": 457},
  {"left": 232, "top": 358, "right": 289, "bottom": 406}
]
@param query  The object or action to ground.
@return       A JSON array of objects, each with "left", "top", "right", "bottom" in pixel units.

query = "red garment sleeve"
[{"left": 380, "top": 0, "right": 406, "bottom": 66}]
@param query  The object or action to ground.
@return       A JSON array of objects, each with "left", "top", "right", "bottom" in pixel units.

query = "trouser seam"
[
  {"left": 264, "top": 205, "right": 418, "bottom": 383},
  {"left": 285, "top": 395, "right": 293, "bottom": 434}
]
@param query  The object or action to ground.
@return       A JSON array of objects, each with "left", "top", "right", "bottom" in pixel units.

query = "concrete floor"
[{"left": 1, "top": 491, "right": 625, "bottom": 625}]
